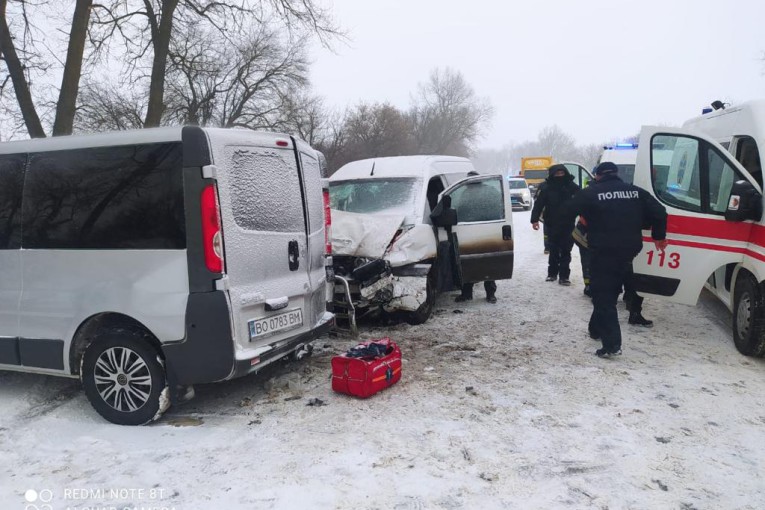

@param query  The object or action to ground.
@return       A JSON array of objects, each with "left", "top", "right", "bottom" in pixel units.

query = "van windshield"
[
  {"left": 508, "top": 180, "right": 528, "bottom": 189},
  {"left": 330, "top": 178, "right": 421, "bottom": 216}
]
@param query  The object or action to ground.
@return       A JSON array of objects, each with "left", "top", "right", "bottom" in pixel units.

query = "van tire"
[
  {"left": 732, "top": 272, "right": 765, "bottom": 357},
  {"left": 81, "top": 329, "right": 169, "bottom": 425},
  {"left": 405, "top": 268, "right": 436, "bottom": 325}
]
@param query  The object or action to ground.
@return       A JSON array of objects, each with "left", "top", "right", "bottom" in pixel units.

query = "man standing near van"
[
  {"left": 531, "top": 164, "right": 579, "bottom": 285},
  {"left": 564, "top": 162, "right": 667, "bottom": 358}
]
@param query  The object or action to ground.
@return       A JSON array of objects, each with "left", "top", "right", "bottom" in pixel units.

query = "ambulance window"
[
  {"left": 706, "top": 148, "right": 739, "bottom": 214},
  {"left": 651, "top": 135, "right": 702, "bottom": 213},
  {"left": 735, "top": 137, "right": 762, "bottom": 188}
]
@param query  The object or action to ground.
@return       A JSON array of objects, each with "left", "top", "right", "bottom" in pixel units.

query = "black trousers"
[
  {"left": 461, "top": 281, "right": 497, "bottom": 297},
  {"left": 543, "top": 222, "right": 551, "bottom": 251},
  {"left": 548, "top": 232, "right": 574, "bottom": 279},
  {"left": 577, "top": 243, "right": 591, "bottom": 285},
  {"left": 588, "top": 252, "right": 633, "bottom": 353},
  {"left": 623, "top": 263, "right": 643, "bottom": 312}
]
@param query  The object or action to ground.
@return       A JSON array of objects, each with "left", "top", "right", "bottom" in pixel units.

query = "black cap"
[{"left": 594, "top": 162, "right": 618, "bottom": 175}]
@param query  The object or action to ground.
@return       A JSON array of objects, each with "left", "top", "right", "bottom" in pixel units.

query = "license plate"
[{"left": 249, "top": 309, "right": 303, "bottom": 339}]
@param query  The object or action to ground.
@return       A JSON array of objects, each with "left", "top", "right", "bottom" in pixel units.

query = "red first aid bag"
[{"left": 331, "top": 338, "right": 402, "bottom": 398}]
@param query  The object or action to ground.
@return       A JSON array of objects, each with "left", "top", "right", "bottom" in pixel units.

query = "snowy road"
[{"left": 2, "top": 210, "right": 765, "bottom": 510}]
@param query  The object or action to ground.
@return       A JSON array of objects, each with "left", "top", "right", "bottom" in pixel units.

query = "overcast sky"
[{"left": 309, "top": 0, "right": 765, "bottom": 148}]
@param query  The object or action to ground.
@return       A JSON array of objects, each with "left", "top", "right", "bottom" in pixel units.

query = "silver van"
[{"left": 0, "top": 126, "right": 333, "bottom": 425}]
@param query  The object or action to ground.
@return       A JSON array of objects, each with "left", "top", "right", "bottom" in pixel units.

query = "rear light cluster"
[
  {"left": 323, "top": 188, "right": 332, "bottom": 255},
  {"left": 201, "top": 185, "right": 224, "bottom": 273}
]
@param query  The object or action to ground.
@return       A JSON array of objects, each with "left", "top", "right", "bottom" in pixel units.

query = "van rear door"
[
  {"left": 440, "top": 175, "right": 514, "bottom": 282},
  {"left": 211, "top": 133, "right": 313, "bottom": 356},
  {"left": 632, "top": 126, "right": 761, "bottom": 305}
]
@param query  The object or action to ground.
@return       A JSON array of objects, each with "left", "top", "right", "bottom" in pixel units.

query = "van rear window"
[
  {"left": 227, "top": 147, "right": 305, "bottom": 233},
  {"left": 22, "top": 143, "right": 185, "bottom": 249}
]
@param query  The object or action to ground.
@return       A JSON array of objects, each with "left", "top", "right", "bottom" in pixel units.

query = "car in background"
[{"left": 508, "top": 177, "right": 532, "bottom": 210}]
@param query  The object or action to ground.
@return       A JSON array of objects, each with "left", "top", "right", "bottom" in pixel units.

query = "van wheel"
[
  {"left": 81, "top": 330, "right": 169, "bottom": 425},
  {"left": 732, "top": 272, "right": 765, "bottom": 357},
  {"left": 405, "top": 269, "right": 436, "bottom": 325}
]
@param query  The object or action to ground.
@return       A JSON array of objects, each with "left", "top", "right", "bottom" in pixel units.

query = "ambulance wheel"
[
  {"left": 81, "top": 330, "right": 169, "bottom": 425},
  {"left": 732, "top": 272, "right": 765, "bottom": 357},
  {"left": 405, "top": 268, "right": 436, "bottom": 325}
]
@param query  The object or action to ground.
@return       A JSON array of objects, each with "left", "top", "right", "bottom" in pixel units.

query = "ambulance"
[{"left": 631, "top": 99, "right": 765, "bottom": 357}]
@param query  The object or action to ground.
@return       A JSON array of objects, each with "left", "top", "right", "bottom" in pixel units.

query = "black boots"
[{"left": 629, "top": 312, "right": 654, "bottom": 327}]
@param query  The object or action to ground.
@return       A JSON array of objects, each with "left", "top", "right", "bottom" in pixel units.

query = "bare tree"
[
  {"left": 91, "top": 0, "right": 339, "bottom": 128},
  {"left": 75, "top": 81, "right": 147, "bottom": 132},
  {"left": 336, "top": 102, "right": 415, "bottom": 168},
  {"left": 52, "top": 0, "right": 93, "bottom": 135},
  {"left": 409, "top": 67, "right": 493, "bottom": 156},
  {"left": 0, "top": 0, "right": 46, "bottom": 137},
  {"left": 161, "top": 22, "right": 309, "bottom": 129}
]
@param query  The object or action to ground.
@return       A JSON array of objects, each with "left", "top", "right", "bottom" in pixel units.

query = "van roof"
[
  {"left": 0, "top": 126, "right": 297, "bottom": 155},
  {"left": 330, "top": 155, "right": 473, "bottom": 180},
  {"left": 682, "top": 99, "right": 765, "bottom": 140}
]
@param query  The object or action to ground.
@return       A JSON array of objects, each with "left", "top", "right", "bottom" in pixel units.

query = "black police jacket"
[
  {"left": 563, "top": 174, "right": 667, "bottom": 259},
  {"left": 530, "top": 174, "right": 579, "bottom": 236}
]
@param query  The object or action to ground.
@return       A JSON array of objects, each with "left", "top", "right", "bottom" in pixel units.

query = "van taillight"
[
  {"left": 323, "top": 189, "right": 332, "bottom": 255},
  {"left": 201, "top": 185, "right": 224, "bottom": 273}
]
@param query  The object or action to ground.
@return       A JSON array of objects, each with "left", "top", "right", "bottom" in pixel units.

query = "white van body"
[
  {"left": 329, "top": 155, "right": 514, "bottom": 325},
  {"left": 0, "top": 127, "right": 333, "bottom": 424},
  {"left": 631, "top": 102, "right": 765, "bottom": 356}
]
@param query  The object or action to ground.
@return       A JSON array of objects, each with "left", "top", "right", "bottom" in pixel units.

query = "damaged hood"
[{"left": 331, "top": 210, "right": 405, "bottom": 258}]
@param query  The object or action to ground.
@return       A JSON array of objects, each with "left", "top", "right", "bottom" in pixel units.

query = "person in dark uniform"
[
  {"left": 454, "top": 172, "right": 501, "bottom": 303},
  {"left": 564, "top": 162, "right": 667, "bottom": 358},
  {"left": 531, "top": 164, "right": 580, "bottom": 285}
]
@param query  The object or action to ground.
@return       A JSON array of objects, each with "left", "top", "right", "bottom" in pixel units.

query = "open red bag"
[{"left": 331, "top": 337, "right": 402, "bottom": 398}]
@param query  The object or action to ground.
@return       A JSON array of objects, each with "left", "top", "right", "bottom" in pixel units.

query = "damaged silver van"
[{"left": 329, "top": 156, "right": 514, "bottom": 328}]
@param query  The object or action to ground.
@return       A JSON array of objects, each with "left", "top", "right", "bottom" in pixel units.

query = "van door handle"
[
  {"left": 288, "top": 240, "right": 300, "bottom": 271},
  {"left": 502, "top": 225, "right": 512, "bottom": 240}
]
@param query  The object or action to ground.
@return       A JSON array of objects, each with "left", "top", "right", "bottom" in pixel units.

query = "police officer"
[{"left": 564, "top": 161, "right": 667, "bottom": 358}]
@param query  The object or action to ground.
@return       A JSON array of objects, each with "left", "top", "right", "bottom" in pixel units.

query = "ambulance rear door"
[{"left": 632, "top": 126, "right": 763, "bottom": 306}]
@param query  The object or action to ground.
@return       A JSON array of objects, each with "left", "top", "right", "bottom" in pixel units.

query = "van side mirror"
[
  {"left": 430, "top": 195, "right": 458, "bottom": 227},
  {"left": 725, "top": 180, "right": 762, "bottom": 222}
]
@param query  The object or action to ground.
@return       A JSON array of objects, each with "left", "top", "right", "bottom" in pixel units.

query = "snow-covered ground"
[{"left": 2, "top": 210, "right": 765, "bottom": 510}]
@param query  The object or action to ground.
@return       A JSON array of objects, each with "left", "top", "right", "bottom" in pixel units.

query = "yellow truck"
[{"left": 520, "top": 156, "right": 554, "bottom": 191}]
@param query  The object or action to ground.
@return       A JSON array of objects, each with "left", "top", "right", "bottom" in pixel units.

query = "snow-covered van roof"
[
  {"left": 330, "top": 155, "right": 474, "bottom": 181},
  {"left": 0, "top": 126, "right": 299, "bottom": 155},
  {"left": 682, "top": 99, "right": 765, "bottom": 141}
]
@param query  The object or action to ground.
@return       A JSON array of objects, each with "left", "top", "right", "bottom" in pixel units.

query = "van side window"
[
  {"left": 735, "top": 137, "right": 762, "bottom": 189},
  {"left": 299, "top": 152, "right": 324, "bottom": 233},
  {"left": 23, "top": 143, "right": 185, "bottom": 249},
  {"left": 448, "top": 178, "right": 504, "bottom": 223},
  {"left": 0, "top": 154, "right": 25, "bottom": 249},
  {"left": 652, "top": 135, "right": 702, "bottom": 212},
  {"left": 707, "top": 148, "right": 739, "bottom": 214},
  {"left": 652, "top": 134, "right": 748, "bottom": 216}
]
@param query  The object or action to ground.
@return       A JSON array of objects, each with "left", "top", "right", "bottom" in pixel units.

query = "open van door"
[
  {"left": 433, "top": 175, "right": 514, "bottom": 284},
  {"left": 632, "top": 126, "right": 763, "bottom": 306},
  {"left": 562, "top": 162, "right": 593, "bottom": 189}
]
